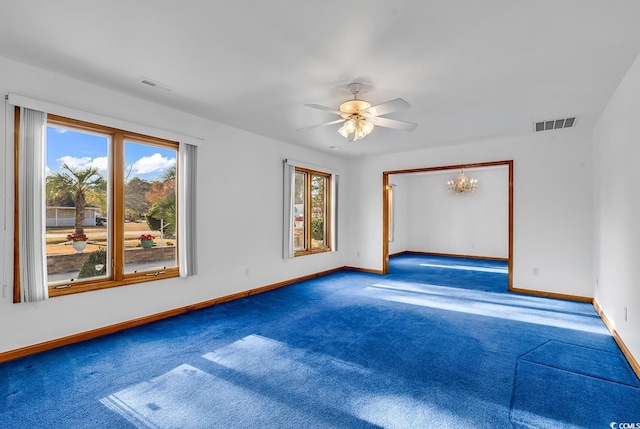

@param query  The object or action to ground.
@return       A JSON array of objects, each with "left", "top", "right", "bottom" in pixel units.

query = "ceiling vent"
[
  {"left": 534, "top": 117, "right": 576, "bottom": 132},
  {"left": 136, "top": 77, "right": 173, "bottom": 92}
]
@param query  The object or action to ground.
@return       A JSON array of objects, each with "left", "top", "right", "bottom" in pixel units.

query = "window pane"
[
  {"left": 294, "top": 171, "right": 306, "bottom": 251},
  {"left": 311, "top": 173, "right": 327, "bottom": 249},
  {"left": 123, "top": 141, "right": 178, "bottom": 274},
  {"left": 45, "top": 125, "right": 110, "bottom": 284}
]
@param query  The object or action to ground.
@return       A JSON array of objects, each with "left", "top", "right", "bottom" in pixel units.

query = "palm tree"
[
  {"left": 161, "top": 164, "right": 176, "bottom": 181},
  {"left": 46, "top": 163, "right": 103, "bottom": 234}
]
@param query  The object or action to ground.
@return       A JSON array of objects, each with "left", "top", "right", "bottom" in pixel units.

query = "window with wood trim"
[
  {"left": 16, "top": 112, "right": 180, "bottom": 297},
  {"left": 293, "top": 167, "right": 331, "bottom": 255}
]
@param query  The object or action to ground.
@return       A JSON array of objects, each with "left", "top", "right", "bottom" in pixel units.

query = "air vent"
[
  {"left": 534, "top": 117, "right": 576, "bottom": 132},
  {"left": 136, "top": 77, "right": 173, "bottom": 92}
]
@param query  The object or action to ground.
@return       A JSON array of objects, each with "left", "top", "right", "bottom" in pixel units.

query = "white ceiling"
[{"left": 2, "top": 1, "right": 640, "bottom": 158}]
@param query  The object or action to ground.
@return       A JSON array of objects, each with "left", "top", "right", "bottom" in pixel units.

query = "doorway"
[{"left": 382, "top": 160, "right": 513, "bottom": 290}]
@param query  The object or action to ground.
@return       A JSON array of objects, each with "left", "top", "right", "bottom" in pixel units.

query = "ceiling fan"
[{"left": 299, "top": 83, "right": 418, "bottom": 141}]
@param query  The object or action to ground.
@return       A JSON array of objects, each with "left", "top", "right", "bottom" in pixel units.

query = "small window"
[{"left": 294, "top": 167, "right": 331, "bottom": 255}]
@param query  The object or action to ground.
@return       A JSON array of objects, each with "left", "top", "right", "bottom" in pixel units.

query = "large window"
[
  {"left": 294, "top": 167, "right": 331, "bottom": 255},
  {"left": 19, "top": 113, "right": 180, "bottom": 296}
]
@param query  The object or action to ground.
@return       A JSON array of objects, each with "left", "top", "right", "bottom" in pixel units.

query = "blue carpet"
[
  {"left": 511, "top": 340, "right": 640, "bottom": 428},
  {"left": 388, "top": 253, "right": 509, "bottom": 292},
  {"left": 1, "top": 255, "right": 638, "bottom": 428}
]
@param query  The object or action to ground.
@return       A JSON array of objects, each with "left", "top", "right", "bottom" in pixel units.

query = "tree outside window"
[{"left": 294, "top": 167, "right": 331, "bottom": 255}]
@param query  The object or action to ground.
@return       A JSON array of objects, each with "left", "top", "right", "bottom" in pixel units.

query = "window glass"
[
  {"left": 123, "top": 141, "right": 178, "bottom": 274},
  {"left": 294, "top": 170, "right": 306, "bottom": 251},
  {"left": 294, "top": 167, "right": 331, "bottom": 255},
  {"left": 310, "top": 173, "right": 328, "bottom": 249},
  {"left": 45, "top": 125, "right": 110, "bottom": 285}
]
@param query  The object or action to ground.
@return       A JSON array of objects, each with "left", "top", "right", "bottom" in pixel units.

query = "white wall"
[
  {"left": 593, "top": 52, "right": 640, "bottom": 363},
  {"left": 395, "top": 166, "right": 508, "bottom": 258},
  {"left": 0, "top": 56, "right": 348, "bottom": 353},
  {"left": 347, "top": 130, "right": 593, "bottom": 297}
]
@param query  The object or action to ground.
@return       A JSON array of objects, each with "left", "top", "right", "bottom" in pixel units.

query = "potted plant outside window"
[
  {"left": 68, "top": 233, "right": 88, "bottom": 253},
  {"left": 139, "top": 234, "right": 155, "bottom": 248}
]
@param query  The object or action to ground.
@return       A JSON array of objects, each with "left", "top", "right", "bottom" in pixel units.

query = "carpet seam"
[{"left": 517, "top": 358, "right": 639, "bottom": 388}]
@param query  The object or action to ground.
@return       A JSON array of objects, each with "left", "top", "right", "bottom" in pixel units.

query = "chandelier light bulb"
[{"left": 338, "top": 126, "right": 350, "bottom": 138}]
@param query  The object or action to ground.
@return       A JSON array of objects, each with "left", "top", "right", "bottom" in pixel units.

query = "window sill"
[
  {"left": 294, "top": 247, "right": 332, "bottom": 257},
  {"left": 48, "top": 268, "right": 180, "bottom": 297}
]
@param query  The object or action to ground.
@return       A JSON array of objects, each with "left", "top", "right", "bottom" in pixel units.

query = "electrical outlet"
[
  {"left": 245, "top": 268, "right": 250, "bottom": 276},
  {"left": 357, "top": 251, "right": 360, "bottom": 257},
  {"left": 532, "top": 267, "right": 539, "bottom": 276}
]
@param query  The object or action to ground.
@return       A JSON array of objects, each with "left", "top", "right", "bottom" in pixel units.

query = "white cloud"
[
  {"left": 130, "top": 153, "right": 176, "bottom": 176},
  {"left": 91, "top": 156, "right": 109, "bottom": 172},
  {"left": 56, "top": 155, "right": 108, "bottom": 174},
  {"left": 57, "top": 155, "right": 92, "bottom": 169},
  {"left": 50, "top": 126, "right": 68, "bottom": 134}
]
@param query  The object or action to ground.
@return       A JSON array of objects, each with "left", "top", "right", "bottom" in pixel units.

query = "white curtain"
[
  {"left": 331, "top": 173, "right": 339, "bottom": 252},
  {"left": 283, "top": 161, "right": 296, "bottom": 259},
  {"left": 18, "top": 108, "right": 48, "bottom": 302},
  {"left": 178, "top": 143, "right": 198, "bottom": 277}
]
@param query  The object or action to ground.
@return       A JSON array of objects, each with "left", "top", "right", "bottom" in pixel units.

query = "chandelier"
[{"left": 447, "top": 170, "right": 478, "bottom": 194}]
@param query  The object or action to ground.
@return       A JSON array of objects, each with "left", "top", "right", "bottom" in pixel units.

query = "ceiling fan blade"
[
  {"left": 297, "top": 118, "right": 345, "bottom": 131},
  {"left": 304, "top": 104, "right": 346, "bottom": 116},
  {"left": 360, "top": 98, "right": 411, "bottom": 117},
  {"left": 369, "top": 116, "right": 418, "bottom": 131}
]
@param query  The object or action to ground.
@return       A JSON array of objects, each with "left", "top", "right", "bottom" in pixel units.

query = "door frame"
[{"left": 382, "top": 160, "right": 514, "bottom": 290}]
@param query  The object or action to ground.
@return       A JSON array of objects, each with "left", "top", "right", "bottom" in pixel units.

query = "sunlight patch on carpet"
[
  {"left": 203, "top": 334, "right": 372, "bottom": 381},
  {"left": 366, "top": 284, "right": 608, "bottom": 335},
  {"left": 201, "top": 335, "right": 506, "bottom": 428},
  {"left": 101, "top": 363, "right": 342, "bottom": 429},
  {"left": 419, "top": 263, "right": 508, "bottom": 274},
  {"left": 351, "top": 394, "right": 490, "bottom": 429}
]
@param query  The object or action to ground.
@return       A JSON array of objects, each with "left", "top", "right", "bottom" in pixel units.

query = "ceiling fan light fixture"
[
  {"left": 361, "top": 119, "right": 374, "bottom": 134},
  {"left": 338, "top": 114, "right": 375, "bottom": 140},
  {"left": 344, "top": 118, "right": 357, "bottom": 133}
]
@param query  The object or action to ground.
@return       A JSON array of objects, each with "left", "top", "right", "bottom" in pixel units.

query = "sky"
[{"left": 46, "top": 125, "right": 176, "bottom": 181}]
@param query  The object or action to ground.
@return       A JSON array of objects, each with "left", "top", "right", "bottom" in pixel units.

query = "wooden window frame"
[
  {"left": 14, "top": 111, "right": 180, "bottom": 299},
  {"left": 294, "top": 167, "right": 332, "bottom": 257}
]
